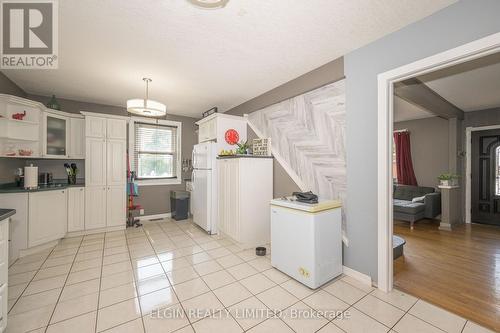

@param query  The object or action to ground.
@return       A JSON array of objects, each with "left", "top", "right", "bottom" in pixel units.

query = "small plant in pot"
[
  {"left": 235, "top": 141, "right": 250, "bottom": 155},
  {"left": 437, "top": 173, "right": 459, "bottom": 187}
]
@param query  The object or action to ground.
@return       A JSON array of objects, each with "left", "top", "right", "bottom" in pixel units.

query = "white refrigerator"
[{"left": 191, "top": 142, "right": 217, "bottom": 234}]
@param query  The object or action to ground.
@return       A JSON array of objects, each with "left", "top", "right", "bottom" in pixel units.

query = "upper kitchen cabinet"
[
  {"left": 85, "top": 115, "right": 107, "bottom": 138},
  {"left": 107, "top": 119, "right": 127, "bottom": 140},
  {"left": 43, "top": 112, "right": 69, "bottom": 158},
  {"left": 69, "top": 117, "right": 85, "bottom": 159},
  {"left": 195, "top": 113, "right": 247, "bottom": 151},
  {"left": 0, "top": 94, "right": 42, "bottom": 158}
]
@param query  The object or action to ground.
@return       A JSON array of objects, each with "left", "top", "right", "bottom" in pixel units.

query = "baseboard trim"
[
  {"left": 66, "top": 225, "right": 125, "bottom": 237},
  {"left": 137, "top": 213, "right": 171, "bottom": 222},
  {"left": 342, "top": 265, "right": 373, "bottom": 287}
]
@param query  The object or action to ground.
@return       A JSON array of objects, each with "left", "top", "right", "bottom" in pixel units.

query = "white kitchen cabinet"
[
  {"left": 28, "top": 190, "right": 67, "bottom": 248},
  {"left": 85, "top": 116, "right": 106, "bottom": 138},
  {"left": 85, "top": 186, "right": 107, "bottom": 230},
  {"left": 198, "top": 118, "right": 216, "bottom": 143},
  {"left": 43, "top": 112, "right": 69, "bottom": 158},
  {"left": 106, "top": 185, "right": 126, "bottom": 227},
  {"left": 0, "top": 193, "right": 28, "bottom": 262},
  {"left": 86, "top": 137, "right": 106, "bottom": 186},
  {"left": 68, "top": 187, "right": 85, "bottom": 232},
  {"left": 84, "top": 113, "right": 127, "bottom": 230},
  {"left": 69, "top": 117, "right": 85, "bottom": 158},
  {"left": 107, "top": 119, "right": 127, "bottom": 140},
  {"left": 0, "top": 219, "right": 8, "bottom": 332},
  {"left": 217, "top": 157, "right": 273, "bottom": 248},
  {"left": 107, "top": 139, "right": 126, "bottom": 186}
]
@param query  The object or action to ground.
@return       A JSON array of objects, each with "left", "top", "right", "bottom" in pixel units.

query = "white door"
[
  {"left": 69, "top": 118, "right": 85, "bottom": 158},
  {"left": 107, "top": 119, "right": 127, "bottom": 140},
  {"left": 68, "top": 187, "right": 85, "bottom": 232},
  {"left": 107, "top": 139, "right": 126, "bottom": 186},
  {"left": 192, "top": 169, "right": 211, "bottom": 232},
  {"left": 85, "top": 116, "right": 106, "bottom": 138},
  {"left": 28, "top": 190, "right": 67, "bottom": 247},
  {"left": 86, "top": 138, "right": 106, "bottom": 186},
  {"left": 85, "top": 186, "right": 106, "bottom": 230},
  {"left": 106, "top": 185, "right": 126, "bottom": 227},
  {"left": 193, "top": 142, "right": 214, "bottom": 169}
]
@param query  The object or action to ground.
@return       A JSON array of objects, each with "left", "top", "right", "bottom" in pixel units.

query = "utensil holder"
[{"left": 68, "top": 175, "right": 77, "bottom": 185}]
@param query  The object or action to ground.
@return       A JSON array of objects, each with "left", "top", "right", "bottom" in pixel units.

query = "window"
[{"left": 130, "top": 118, "right": 182, "bottom": 185}]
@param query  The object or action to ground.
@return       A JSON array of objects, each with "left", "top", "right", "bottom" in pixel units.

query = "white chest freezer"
[{"left": 270, "top": 198, "right": 342, "bottom": 289}]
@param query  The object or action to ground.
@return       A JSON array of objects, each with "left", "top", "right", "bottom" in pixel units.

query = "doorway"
[{"left": 471, "top": 129, "right": 500, "bottom": 225}]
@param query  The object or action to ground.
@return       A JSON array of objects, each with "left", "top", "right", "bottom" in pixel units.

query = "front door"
[{"left": 471, "top": 129, "right": 500, "bottom": 225}]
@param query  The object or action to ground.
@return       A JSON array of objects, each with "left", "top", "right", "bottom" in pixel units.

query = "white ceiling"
[
  {"left": 2, "top": 0, "right": 455, "bottom": 118},
  {"left": 394, "top": 96, "right": 436, "bottom": 122},
  {"left": 419, "top": 52, "right": 500, "bottom": 112}
]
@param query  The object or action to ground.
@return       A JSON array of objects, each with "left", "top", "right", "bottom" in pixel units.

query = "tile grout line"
[
  {"left": 92, "top": 231, "right": 108, "bottom": 333},
  {"left": 43, "top": 236, "right": 85, "bottom": 332},
  {"left": 125, "top": 226, "right": 149, "bottom": 333},
  {"left": 8, "top": 246, "right": 59, "bottom": 316}
]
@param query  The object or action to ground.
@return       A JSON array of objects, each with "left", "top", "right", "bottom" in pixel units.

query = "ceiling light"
[
  {"left": 127, "top": 78, "right": 166, "bottom": 117},
  {"left": 187, "top": 0, "right": 229, "bottom": 9}
]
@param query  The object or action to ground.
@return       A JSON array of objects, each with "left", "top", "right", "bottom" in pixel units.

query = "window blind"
[{"left": 134, "top": 122, "right": 178, "bottom": 179}]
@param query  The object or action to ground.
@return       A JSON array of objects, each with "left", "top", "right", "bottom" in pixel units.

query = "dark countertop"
[
  {"left": 0, "top": 209, "right": 16, "bottom": 221},
  {"left": 0, "top": 181, "right": 85, "bottom": 193},
  {"left": 217, "top": 155, "right": 273, "bottom": 159}
]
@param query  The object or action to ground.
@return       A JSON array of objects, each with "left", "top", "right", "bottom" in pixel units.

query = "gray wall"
[
  {"left": 0, "top": 72, "right": 26, "bottom": 98},
  {"left": 463, "top": 107, "right": 500, "bottom": 128},
  {"left": 394, "top": 117, "right": 449, "bottom": 188},
  {"left": 344, "top": 0, "right": 500, "bottom": 280},
  {"left": 226, "top": 57, "right": 344, "bottom": 198}
]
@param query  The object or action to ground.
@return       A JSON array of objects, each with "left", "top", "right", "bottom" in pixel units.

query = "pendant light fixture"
[
  {"left": 187, "top": 0, "right": 229, "bottom": 9},
  {"left": 127, "top": 78, "right": 166, "bottom": 117}
]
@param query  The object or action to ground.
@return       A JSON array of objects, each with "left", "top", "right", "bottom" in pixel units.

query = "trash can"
[{"left": 170, "top": 190, "right": 190, "bottom": 221}]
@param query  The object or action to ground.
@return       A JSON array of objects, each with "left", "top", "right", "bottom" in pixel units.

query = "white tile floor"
[{"left": 6, "top": 219, "right": 495, "bottom": 333}]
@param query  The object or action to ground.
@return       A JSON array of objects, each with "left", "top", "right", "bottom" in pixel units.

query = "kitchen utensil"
[{"left": 39, "top": 172, "right": 53, "bottom": 185}]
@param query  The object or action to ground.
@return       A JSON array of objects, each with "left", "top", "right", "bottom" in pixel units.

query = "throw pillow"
[{"left": 412, "top": 195, "right": 426, "bottom": 203}]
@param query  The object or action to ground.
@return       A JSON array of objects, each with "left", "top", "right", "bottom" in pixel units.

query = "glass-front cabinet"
[{"left": 43, "top": 112, "right": 69, "bottom": 158}]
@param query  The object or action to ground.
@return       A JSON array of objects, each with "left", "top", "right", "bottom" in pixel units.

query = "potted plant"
[
  {"left": 437, "top": 173, "right": 459, "bottom": 187},
  {"left": 235, "top": 141, "right": 250, "bottom": 155}
]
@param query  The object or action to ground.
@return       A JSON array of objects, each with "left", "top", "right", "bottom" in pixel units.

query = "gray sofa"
[{"left": 393, "top": 185, "right": 441, "bottom": 229}]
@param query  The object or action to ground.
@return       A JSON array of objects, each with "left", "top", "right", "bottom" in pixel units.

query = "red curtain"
[{"left": 394, "top": 131, "right": 418, "bottom": 186}]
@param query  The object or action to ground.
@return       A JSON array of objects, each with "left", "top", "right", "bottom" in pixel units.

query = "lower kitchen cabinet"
[
  {"left": 106, "top": 185, "right": 126, "bottom": 227},
  {"left": 68, "top": 187, "right": 85, "bottom": 232},
  {"left": 218, "top": 157, "right": 273, "bottom": 248},
  {"left": 85, "top": 185, "right": 126, "bottom": 230},
  {"left": 28, "top": 190, "right": 67, "bottom": 248},
  {"left": 85, "top": 186, "right": 107, "bottom": 230}
]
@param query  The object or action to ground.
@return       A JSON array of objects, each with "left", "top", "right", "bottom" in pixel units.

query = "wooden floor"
[{"left": 394, "top": 219, "right": 500, "bottom": 331}]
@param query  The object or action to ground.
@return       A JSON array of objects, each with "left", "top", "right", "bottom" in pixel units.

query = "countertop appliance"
[
  {"left": 191, "top": 142, "right": 217, "bottom": 234},
  {"left": 270, "top": 197, "right": 342, "bottom": 289},
  {"left": 38, "top": 172, "right": 53, "bottom": 185}
]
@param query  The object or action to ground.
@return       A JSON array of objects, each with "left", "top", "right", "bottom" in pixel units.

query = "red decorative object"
[
  {"left": 12, "top": 111, "right": 26, "bottom": 120},
  {"left": 225, "top": 129, "right": 239, "bottom": 145}
]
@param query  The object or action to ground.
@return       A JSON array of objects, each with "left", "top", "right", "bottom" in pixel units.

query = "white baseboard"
[
  {"left": 342, "top": 265, "right": 373, "bottom": 287},
  {"left": 137, "top": 213, "right": 171, "bottom": 222},
  {"left": 66, "top": 225, "right": 125, "bottom": 237}
]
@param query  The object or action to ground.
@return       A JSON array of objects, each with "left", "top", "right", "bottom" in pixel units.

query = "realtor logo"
[{"left": 1, "top": 0, "right": 58, "bottom": 68}]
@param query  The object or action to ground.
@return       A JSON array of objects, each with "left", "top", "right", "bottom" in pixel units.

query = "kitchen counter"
[
  {"left": 217, "top": 155, "right": 273, "bottom": 159},
  {"left": 0, "top": 181, "right": 85, "bottom": 193},
  {"left": 0, "top": 208, "right": 15, "bottom": 221}
]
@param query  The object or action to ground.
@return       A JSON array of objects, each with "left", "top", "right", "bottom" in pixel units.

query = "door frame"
[
  {"left": 377, "top": 32, "right": 500, "bottom": 292},
  {"left": 465, "top": 125, "right": 500, "bottom": 224}
]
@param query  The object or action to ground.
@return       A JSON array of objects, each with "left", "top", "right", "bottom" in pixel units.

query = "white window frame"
[{"left": 129, "top": 116, "right": 182, "bottom": 186}]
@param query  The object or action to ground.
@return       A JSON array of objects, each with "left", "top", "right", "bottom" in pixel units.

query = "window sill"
[{"left": 136, "top": 179, "right": 182, "bottom": 186}]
